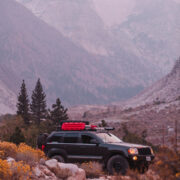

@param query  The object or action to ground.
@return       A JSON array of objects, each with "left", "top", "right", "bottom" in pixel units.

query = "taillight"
[
  {"left": 42, "top": 145, "right": 45, "bottom": 151},
  {"left": 91, "top": 125, "right": 97, "bottom": 130}
]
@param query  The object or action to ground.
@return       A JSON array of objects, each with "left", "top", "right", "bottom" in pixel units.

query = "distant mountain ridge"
[
  {"left": 0, "top": 0, "right": 145, "bottom": 114},
  {"left": 0, "top": 0, "right": 180, "bottom": 114},
  {"left": 122, "top": 58, "right": 180, "bottom": 107},
  {"left": 16, "top": 0, "right": 180, "bottom": 74}
]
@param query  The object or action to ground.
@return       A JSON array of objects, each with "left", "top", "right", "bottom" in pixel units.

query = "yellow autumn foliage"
[
  {"left": 18, "top": 143, "right": 45, "bottom": 159},
  {"left": 0, "top": 159, "right": 32, "bottom": 180},
  {"left": 0, "top": 142, "right": 45, "bottom": 179},
  {"left": 0, "top": 141, "right": 18, "bottom": 159},
  {"left": 0, "top": 159, "right": 12, "bottom": 180},
  {"left": 16, "top": 143, "right": 45, "bottom": 165},
  {"left": 10, "top": 161, "right": 32, "bottom": 180}
]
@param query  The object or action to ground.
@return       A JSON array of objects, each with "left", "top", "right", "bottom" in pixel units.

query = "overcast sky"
[{"left": 93, "top": 0, "right": 180, "bottom": 26}]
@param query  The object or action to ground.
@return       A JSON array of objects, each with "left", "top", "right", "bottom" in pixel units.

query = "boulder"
[
  {"left": 67, "top": 168, "right": 86, "bottom": 180},
  {"left": 6, "top": 157, "right": 15, "bottom": 165},
  {"left": 44, "top": 159, "right": 86, "bottom": 180},
  {"left": 33, "top": 165, "right": 58, "bottom": 180}
]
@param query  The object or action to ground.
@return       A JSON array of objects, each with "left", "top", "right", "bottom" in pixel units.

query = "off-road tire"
[
  {"left": 107, "top": 155, "right": 129, "bottom": 175},
  {"left": 138, "top": 165, "right": 149, "bottom": 174},
  {"left": 51, "top": 155, "right": 65, "bottom": 163}
]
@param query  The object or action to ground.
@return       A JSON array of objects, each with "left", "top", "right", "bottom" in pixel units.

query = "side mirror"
[{"left": 90, "top": 139, "right": 99, "bottom": 145}]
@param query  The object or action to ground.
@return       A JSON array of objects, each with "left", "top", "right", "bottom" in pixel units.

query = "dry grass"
[{"left": 77, "top": 161, "right": 104, "bottom": 178}]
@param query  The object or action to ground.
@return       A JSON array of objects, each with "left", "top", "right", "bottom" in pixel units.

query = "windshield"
[{"left": 96, "top": 133, "right": 122, "bottom": 143}]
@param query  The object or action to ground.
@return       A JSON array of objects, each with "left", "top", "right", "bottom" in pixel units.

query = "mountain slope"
[
  {"left": 0, "top": 80, "right": 16, "bottom": 114},
  {"left": 123, "top": 58, "right": 180, "bottom": 107},
  {"left": 0, "top": 0, "right": 112, "bottom": 108},
  {"left": 16, "top": 0, "right": 180, "bottom": 75},
  {"left": 112, "top": 0, "right": 180, "bottom": 72},
  {"left": 16, "top": 0, "right": 112, "bottom": 56},
  {"left": 0, "top": 0, "right": 148, "bottom": 114}
]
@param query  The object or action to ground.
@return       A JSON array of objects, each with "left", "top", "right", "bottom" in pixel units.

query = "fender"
[
  {"left": 48, "top": 148, "right": 67, "bottom": 160},
  {"left": 104, "top": 150, "right": 128, "bottom": 164}
]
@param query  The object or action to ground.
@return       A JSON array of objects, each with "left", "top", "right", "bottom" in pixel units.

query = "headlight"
[
  {"left": 150, "top": 147, "right": 154, "bottom": 155},
  {"left": 128, "top": 148, "right": 138, "bottom": 155}
]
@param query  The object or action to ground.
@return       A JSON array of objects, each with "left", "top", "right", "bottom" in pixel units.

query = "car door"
[
  {"left": 63, "top": 132, "right": 81, "bottom": 160},
  {"left": 78, "top": 133, "right": 104, "bottom": 161}
]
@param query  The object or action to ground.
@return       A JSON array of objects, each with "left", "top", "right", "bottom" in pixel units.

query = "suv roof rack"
[{"left": 57, "top": 121, "right": 115, "bottom": 131}]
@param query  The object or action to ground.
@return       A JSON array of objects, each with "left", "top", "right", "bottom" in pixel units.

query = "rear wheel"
[
  {"left": 107, "top": 155, "right": 129, "bottom": 175},
  {"left": 51, "top": 155, "right": 65, "bottom": 163}
]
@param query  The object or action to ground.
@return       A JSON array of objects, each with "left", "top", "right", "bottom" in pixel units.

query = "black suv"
[{"left": 41, "top": 122, "right": 155, "bottom": 174}]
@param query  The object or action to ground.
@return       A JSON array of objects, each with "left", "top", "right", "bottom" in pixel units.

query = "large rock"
[
  {"left": 33, "top": 165, "right": 58, "bottom": 180},
  {"left": 45, "top": 159, "right": 86, "bottom": 180}
]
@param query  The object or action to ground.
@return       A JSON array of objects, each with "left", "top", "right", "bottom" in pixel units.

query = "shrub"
[
  {"left": 78, "top": 161, "right": 103, "bottom": 178},
  {"left": 0, "top": 142, "right": 18, "bottom": 159},
  {"left": 16, "top": 143, "right": 45, "bottom": 166},
  {"left": 10, "top": 161, "right": 31, "bottom": 180},
  {"left": 151, "top": 147, "right": 180, "bottom": 180},
  {"left": 0, "top": 159, "right": 12, "bottom": 180}
]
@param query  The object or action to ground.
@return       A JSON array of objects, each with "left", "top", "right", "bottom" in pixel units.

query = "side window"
[
  {"left": 49, "top": 133, "right": 64, "bottom": 143},
  {"left": 63, "top": 133, "right": 79, "bottom": 143},
  {"left": 81, "top": 135, "right": 94, "bottom": 144}
]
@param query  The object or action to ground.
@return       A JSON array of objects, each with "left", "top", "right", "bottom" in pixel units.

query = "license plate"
[{"left": 146, "top": 156, "right": 151, "bottom": 161}]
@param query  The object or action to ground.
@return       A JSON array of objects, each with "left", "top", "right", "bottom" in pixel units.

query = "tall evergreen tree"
[
  {"left": 50, "top": 98, "right": 68, "bottom": 125},
  {"left": 17, "top": 80, "right": 30, "bottom": 125},
  {"left": 30, "top": 78, "right": 47, "bottom": 125},
  {"left": 10, "top": 127, "right": 25, "bottom": 145}
]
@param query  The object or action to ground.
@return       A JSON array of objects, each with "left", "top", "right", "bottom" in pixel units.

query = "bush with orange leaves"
[
  {"left": 9, "top": 161, "right": 31, "bottom": 180},
  {"left": 0, "top": 142, "right": 18, "bottom": 159},
  {"left": 0, "top": 142, "right": 45, "bottom": 179},
  {"left": 0, "top": 159, "right": 32, "bottom": 180},
  {"left": 17, "top": 143, "right": 45, "bottom": 166},
  {"left": 0, "top": 142, "right": 45, "bottom": 165},
  {"left": 0, "top": 159, "right": 12, "bottom": 180}
]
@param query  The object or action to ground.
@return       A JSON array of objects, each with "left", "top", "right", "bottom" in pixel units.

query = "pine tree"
[
  {"left": 10, "top": 127, "right": 25, "bottom": 145},
  {"left": 30, "top": 78, "right": 47, "bottom": 125},
  {"left": 50, "top": 98, "right": 68, "bottom": 125},
  {"left": 17, "top": 80, "right": 30, "bottom": 125}
]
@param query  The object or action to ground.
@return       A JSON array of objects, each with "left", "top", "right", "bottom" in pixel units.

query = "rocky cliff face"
[
  {"left": 0, "top": 80, "right": 16, "bottom": 114},
  {"left": 113, "top": 0, "right": 180, "bottom": 73},
  {"left": 124, "top": 58, "right": 180, "bottom": 107}
]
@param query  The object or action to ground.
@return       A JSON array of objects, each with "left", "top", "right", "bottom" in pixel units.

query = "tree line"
[{"left": 17, "top": 78, "right": 68, "bottom": 126}]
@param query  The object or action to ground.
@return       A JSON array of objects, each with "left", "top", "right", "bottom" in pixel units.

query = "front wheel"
[
  {"left": 107, "top": 155, "right": 129, "bottom": 175},
  {"left": 138, "top": 164, "right": 149, "bottom": 174},
  {"left": 51, "top": 155, "right": 65, "bottom": 163}
]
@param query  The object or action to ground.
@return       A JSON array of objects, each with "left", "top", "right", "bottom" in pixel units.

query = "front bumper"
[{"left": 128, "top": 154, "right": 155, "bottom": 167}]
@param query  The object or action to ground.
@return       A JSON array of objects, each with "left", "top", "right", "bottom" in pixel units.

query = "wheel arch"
[
  {"left": 104, "top": 151, "right": 129, "bottom": 167},
  {"left": 48, "top": 148, "right": 67, "bottom": 161}
]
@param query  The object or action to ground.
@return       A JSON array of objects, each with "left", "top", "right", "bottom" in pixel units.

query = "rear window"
[
  {"left": 63, "top": 133, "right": 79, "bottom": 143},
  {"left": 49, "top": 133, "right": 64, "bottom": 143}
]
